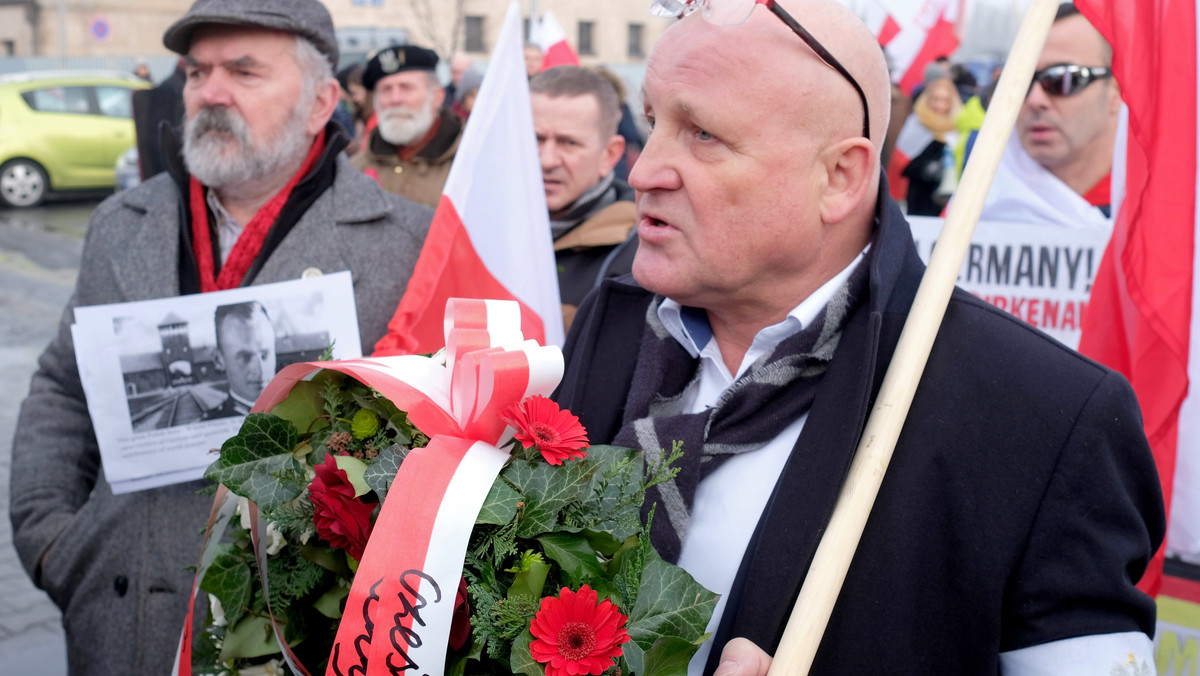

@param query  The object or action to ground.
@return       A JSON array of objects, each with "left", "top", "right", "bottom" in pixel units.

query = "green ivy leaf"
[
  {"left": 626, "top": 558, "right": 719, "bottom": 669},
  {"left": 205, "top": 413, "right": 308, "bottom": 509},
  {"left": 477, "top": 479, "right": 521, "bottom": 525},
  {"left": 198, "top": 545, "right": 252, "bottom": 629},
  {"left": 270, "top": 380, "right": 328, "bottom": 437},
  {"left": 313, "top": 584, "right": 348, "bottom": 619},
  {"left": 219, "top": 615, "right": 281, "bottom": 661},
  {"left": 505, "top": 458, "right": 593, "bottom": 538},
  {"left": 508, "top": 559, "right": 550, "bottom": 600},
  {"left": 536, "top": 532, "right": 605, "bottom": 586},
  {"left": 363, "top": 443, "right": 408, "bottom": 501},
  {"left": 642, "top": 635, "right": 702, "bottom": 676},
  {"left": 508, "top": 629, "right": 543, "bottom": 676}
]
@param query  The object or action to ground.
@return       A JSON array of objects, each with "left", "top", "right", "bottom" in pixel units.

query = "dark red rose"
[
  {"left": 309, "top": 455, "right": 374, "bottom": 561},
  {"left": 449, "top": 576, "right": 472, "bottom": 651}
]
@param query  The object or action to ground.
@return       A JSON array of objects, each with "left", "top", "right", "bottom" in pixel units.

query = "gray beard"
[
  {"left": 377, "top": 97, "right": 436, "bottom": 146},
  {"left": 183, "top": 105, "right": 311, "bottom": 189}
]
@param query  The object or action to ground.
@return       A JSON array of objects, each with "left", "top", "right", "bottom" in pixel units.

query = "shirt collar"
[{"left": 658, "top": 244, "right": 871, "bottom": 377}]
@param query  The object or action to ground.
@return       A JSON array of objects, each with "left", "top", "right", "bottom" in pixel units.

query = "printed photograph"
[{"left": 115, "top": 293, "right": 332, "bottom": 431}]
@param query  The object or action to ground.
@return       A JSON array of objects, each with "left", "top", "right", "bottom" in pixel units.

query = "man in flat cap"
[
  {"left": 352, "top": 45, "right": 464, "bottom": 207},
  {"left": 8, "top": 0, "right": 431, "bottom": 673}
]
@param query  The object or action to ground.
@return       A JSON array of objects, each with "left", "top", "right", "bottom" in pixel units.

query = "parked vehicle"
[{"left": 0, "top": 70, "right": 150, "bottom": 208}]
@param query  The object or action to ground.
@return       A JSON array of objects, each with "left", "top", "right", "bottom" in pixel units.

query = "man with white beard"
[
  {"left": 351, "top": 45, "right": 464, "bottom": 207},
  {"left": 8, "top": 1, "right": 431, "bottom": 673}
]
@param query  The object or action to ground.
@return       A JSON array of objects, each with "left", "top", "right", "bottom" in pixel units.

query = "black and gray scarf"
[
  {"left": 549, "top": 171, "right": 618, "bottom": 239},
  {"left": 612, "top": 257, "right": 871, "bottom": 562}
]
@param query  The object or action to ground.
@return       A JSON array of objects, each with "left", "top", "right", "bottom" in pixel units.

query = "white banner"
[{"left": 908, "top": 216, "right": 1111, "bottom": 349}]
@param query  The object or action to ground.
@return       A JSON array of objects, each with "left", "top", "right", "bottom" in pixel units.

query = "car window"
[
  {"left": 21, "top": 86, "right": 93, "bottom": 115},
  {"left": 95, "top": 85, "right": 134, "bottom": 118}
]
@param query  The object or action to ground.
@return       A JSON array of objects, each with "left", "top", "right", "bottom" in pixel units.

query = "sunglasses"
[
  {"left": 1028, "top": 64, "right": 1113, "bottom": 98},
  {"left": 650, "top": 0, "right": 871, "bottom": 139}
]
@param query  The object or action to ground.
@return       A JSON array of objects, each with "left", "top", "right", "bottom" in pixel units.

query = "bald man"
[{"left": 554, "top": 1, "right": 1162, "bottom": 674}]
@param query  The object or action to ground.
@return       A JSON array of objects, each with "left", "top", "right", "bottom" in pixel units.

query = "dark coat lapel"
[{"left": 710, "top": 190, "right": 926, "bottom": 661}]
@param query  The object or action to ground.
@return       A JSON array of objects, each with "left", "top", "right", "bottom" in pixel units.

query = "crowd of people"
[
  {"left": 9, "top": 0, "right": 1168, "bottom": 675},
  {"left": 887, "top": 3, "right": 1120, "bottom": 227}
]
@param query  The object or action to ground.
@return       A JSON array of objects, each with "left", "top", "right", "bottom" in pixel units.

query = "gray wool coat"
[{"left": 9, "top": 155, "right": 432, "bottom": 675}]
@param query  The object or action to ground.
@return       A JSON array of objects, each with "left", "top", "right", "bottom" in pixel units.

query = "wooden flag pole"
[{"left": 766, "top": 0, "right": 1061, "bottom": 673}]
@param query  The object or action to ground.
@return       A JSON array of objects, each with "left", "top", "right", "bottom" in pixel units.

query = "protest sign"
[
  {"left": 71, "top": 272, "right": 361, "bottom": 493},
  {"left": 909, "top": 216, "right": 1111, "bottom": 349}
]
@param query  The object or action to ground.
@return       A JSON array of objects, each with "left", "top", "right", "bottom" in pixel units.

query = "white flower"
[
  {"left": 265, "top": 520, "right": 286, "bottom": 556},
  {"left": 430, "top": 346, "right": 448, "bottom": 366},
  {"left": 237, "top": 496, "right": 286, "bottom": 555},
  {"left": 208, "top": 594, "right": 227, "bottom": 628},
  {"left": 237, "top": 496, "right": 252, "bottom": 531}
]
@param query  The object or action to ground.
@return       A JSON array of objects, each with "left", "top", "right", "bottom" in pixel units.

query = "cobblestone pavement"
[{"left": 0, "top": 198, "right": 98, "bottom": 675}]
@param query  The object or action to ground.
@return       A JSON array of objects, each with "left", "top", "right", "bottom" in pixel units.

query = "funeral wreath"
[{"left": 192, "top": 365, "right": 718, "bottom": 676}]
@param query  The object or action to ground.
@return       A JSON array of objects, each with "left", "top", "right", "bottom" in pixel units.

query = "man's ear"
[
  {"left": 819, "top": 137, "right": 876, "bottom": 224},
  {"left": 431, "top": 84, "right": 447, "bottom": 111},
  {"left": 308, "top": 78, "right": 341, "bottom": 135},
  {"left": 212, "top": 349, "right": 226, "bottom": 374},
  {"left": 600, "top": 134, "right": 627, "bottom": 177}
]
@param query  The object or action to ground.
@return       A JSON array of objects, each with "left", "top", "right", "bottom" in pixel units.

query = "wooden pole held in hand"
[{"left": 766, "top": 0, "right": 1062, "bottom": 673}]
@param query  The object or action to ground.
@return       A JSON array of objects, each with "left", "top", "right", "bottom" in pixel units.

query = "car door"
[
  {"left": 91, "top": 85, "right": 139, "bottom": 182},
  {"left": 19, "top": 84, "right": 114, "bottom": 188}
]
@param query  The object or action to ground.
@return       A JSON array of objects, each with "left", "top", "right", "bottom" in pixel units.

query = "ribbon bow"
[{"left": 182, "top": 299, "right": 563, "bottom": 676}]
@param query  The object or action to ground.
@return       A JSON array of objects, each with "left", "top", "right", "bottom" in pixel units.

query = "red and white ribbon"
[
  {"left": 256, "top": 299, "right": 562, "bottom": 676},
  {"left": 175, "top": 298, "right": 562, "bottom": 676}
]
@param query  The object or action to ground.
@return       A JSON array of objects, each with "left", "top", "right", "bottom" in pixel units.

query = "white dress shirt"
[{"left": 655, "top": 244, "right": 1153, "bottom": 675}]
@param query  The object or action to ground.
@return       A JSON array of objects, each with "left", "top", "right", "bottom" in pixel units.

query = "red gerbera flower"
[
  {"left": 500, "top": 395, "right": 589, "bottom": 465},
  {"left": 529, "top": 585, "right": 630, "bottom": 676}
]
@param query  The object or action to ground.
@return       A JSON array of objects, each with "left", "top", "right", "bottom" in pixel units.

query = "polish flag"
[
  {"left": 860, "top": 0, "right": 902, "bottom": 46},
  {"left": 373, "top": 2, "right": 563, "bottom": 356},
  {"left": 1075, "top": 0, "right": 1198, "bottom": 600},
  {"left": 532, "top": 10, "right": 581, "bottom": 71},
  {"left": 884, "top": 112, "right": 939, "bottom": 202},
  {"left": 886, "top": 0, "right": 962, "bottom": 95}
]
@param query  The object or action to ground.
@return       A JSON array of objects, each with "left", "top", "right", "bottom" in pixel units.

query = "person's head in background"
[
  {"left": 363, "top": 45, "right": 443, "bottom": 146},
  {"left": 529, "top": 66, "right": 625, "bottom": 218},
  {"left": 213, "top": 301, "right": 276, "bottom": 405},
  {"left": 1016, "top": 2, "right": 1121, "bottom": 196},
  {"left": 524, "top": 43, "right": 544, "bottom": 78}
]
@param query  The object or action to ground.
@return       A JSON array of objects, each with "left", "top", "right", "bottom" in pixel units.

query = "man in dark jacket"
[
  {"left": 8, "top": 1, "right": 430, "bottom": 673},
  {"left": 530, "top": 65, "right": 638, "bottom": 331},
  {"left": 555, "top": 1, "right": 1163, "bottom": 674},
  {"left": 350, "top": 45, "right": 463, "bottom": 208}
]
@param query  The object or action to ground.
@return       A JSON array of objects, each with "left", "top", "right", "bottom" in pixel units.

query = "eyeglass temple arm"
[{"left": 765, "top": 0, "right": 872, "bottom": 139}]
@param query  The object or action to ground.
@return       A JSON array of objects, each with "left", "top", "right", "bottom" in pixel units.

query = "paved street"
[{"left": 0, "top": 196, "right": 99, "bottom": 675}]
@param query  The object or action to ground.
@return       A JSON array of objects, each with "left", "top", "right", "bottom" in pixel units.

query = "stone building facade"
[{"left": 0, "top": 0, "right": 672, "bottom": 68}]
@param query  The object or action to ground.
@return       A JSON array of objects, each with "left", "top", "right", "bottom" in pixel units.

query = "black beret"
[{"left": 362, "top": 45, "right": 439, "bottom": 91}]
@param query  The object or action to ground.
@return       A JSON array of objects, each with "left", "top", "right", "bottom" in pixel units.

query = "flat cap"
[
  {"left": 362, "top": 45, "right": 439, "bottom": 91},
  {"left": 163, "top": 0, "right": 339, "bottom": 69}
]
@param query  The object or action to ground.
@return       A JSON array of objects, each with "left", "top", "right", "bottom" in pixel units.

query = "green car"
[{"left": 0, "top": 70, "right": 150, "bottom": 208}]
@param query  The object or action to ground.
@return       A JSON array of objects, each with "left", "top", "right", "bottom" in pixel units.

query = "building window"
[
  {"left": 523, "top": 18, "right": 532, "bottom": 41},
  {"left": 578, "top": 21, "right": 595, "bottom": 56},
  {"left": 627, "top": 23, "right": 644, "bottom": 58},
  {"left": 2, "top": 40, "right": 14, "bottom": 57},
  {"left": 465, "top": 15, "right": 486, "bottom": 53}
]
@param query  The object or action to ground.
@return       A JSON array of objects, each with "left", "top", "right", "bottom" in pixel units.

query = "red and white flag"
[
  {"left": 1076, "top": 0, "right": 1198, "bottom": 598},
  {"left": 859, "top": 0, "right": 902, "bottom": 46},
  {"left": 886, "top": 0, "right": 962, "bottom": 95},
  {"left": 373, "top": 2, "right": 563, "bottom": 356},
  {"left": 532, "top": 10, "right": 581, "bottom": 71}
]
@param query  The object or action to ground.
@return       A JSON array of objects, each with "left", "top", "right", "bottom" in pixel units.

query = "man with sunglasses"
[
  {"left": 555, "top": 0, "right": 1161, "bottom": 674},
  {"left": 979, "top": 3, "right": 1121, "bottom": 228}
]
